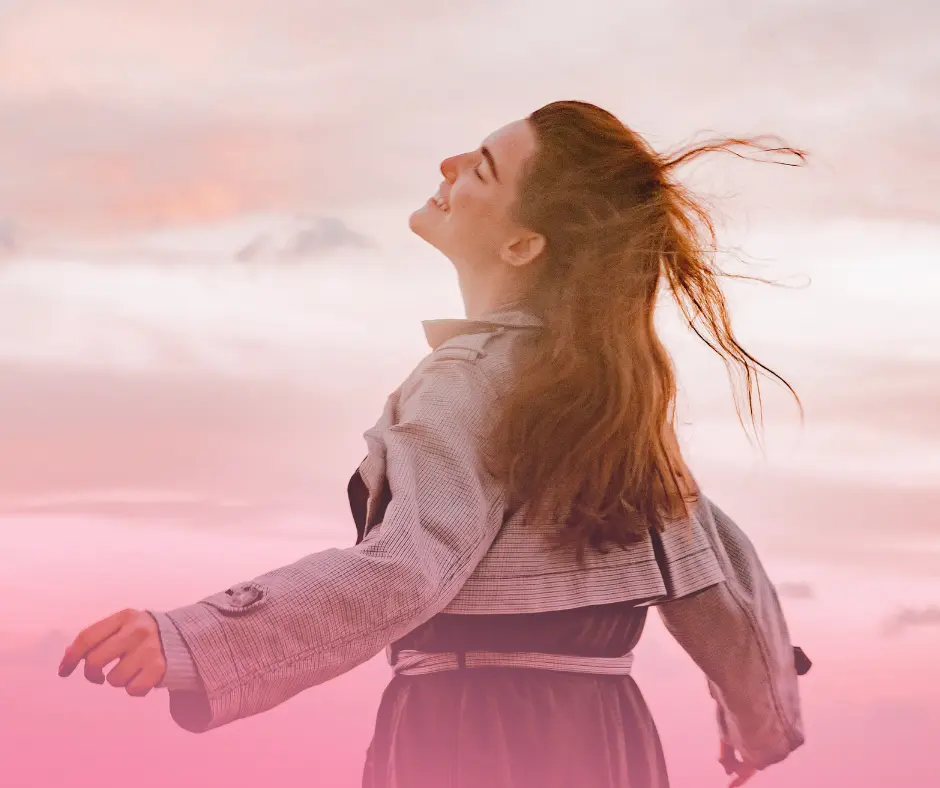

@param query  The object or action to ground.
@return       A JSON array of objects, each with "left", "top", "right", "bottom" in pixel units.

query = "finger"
[
  {"left": 59, "top": 610, "right": 131, "bottom": 677},
  {"left": 719, "top": 743, "right": 740, "bottom": 776},
  {"left": 106, "top": 638, "right": 160, "bottom": 688},
  {"left": 125, "top": 660, "right": 167, "bottom": 698},
  {"left": 719, "top": 756, "right": 737, "bottom": 776},
  {"left": 729, "top": 767, "right": 756, "bottom": 787},
  {"left": 103, "top": 650, "right": 144, "bottom": 689},
  {"left": 84, "top": 624, "right": 150, "bottom": 685}
]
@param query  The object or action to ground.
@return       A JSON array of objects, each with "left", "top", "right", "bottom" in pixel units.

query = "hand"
[
  {"left": 720, "top": 741, "right": 758, "bottom": 787},
  {"left": 58, "top": 608, "right": 166, "bottom": 697}
]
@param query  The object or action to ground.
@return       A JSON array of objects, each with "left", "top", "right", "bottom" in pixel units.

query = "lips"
[{"left": 430, "top": 193, "right": 450, "bottom": 212}]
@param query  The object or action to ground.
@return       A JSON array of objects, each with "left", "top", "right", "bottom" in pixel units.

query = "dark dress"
[
  {"left": 361, "top": 606, "right": 670, "bottom": 788},
  {"left": 349, "top": 470, "right": 670, "bottom": 788}
]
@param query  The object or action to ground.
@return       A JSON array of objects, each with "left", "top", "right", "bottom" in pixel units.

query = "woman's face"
[{"left": 409, "top": 119, "right": 541, "bottom": 269}]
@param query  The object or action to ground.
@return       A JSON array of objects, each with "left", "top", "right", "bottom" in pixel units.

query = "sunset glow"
[{"left": 2, "top": 1, "right": 938, "bottom": 786}]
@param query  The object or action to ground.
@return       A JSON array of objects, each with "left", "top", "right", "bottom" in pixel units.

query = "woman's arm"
[
  {"left": 149, "top": 355, "right": 504, "bottom": 733},
  {"left": 656, "top": 498, "right": 807, "bottom": 771}
]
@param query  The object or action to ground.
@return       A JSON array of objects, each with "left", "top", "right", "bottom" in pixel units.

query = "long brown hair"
[{"left": 488, "top": 100, "right": 805, "bottom": 556}]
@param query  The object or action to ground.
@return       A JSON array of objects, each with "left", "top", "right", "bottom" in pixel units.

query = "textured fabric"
[
  {"left": 394, "top": 649, "right": 636, "bottom": 677},
  {"left": 656, "top": 502, "right": 806, "bottom": 769},
  {"left": 362, "top": 668, "right": 670, "bottom": 788},
  {"left": 153, "top": 307, "right": 805, "bottom": 772},
  {"left": 149, "top": 611, "right": 202, "bottom": 691}
]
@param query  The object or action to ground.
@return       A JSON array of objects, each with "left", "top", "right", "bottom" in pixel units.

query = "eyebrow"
[{"left": 481, "top": 145, "right": 500, "bottom": 183}]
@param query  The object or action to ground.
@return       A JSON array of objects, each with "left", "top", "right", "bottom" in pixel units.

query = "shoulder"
[
  {"left": 407, "top": 324, "right": 520, "bottom": 392},
  {"left": 396, "top": 327, "right": 524, "bottom": 429},
  {"left": 434, "top": 325, "right": 526, "bottom": 390},
  {"left": 397, "top": 350, "right": 496, "bottom": 432}
]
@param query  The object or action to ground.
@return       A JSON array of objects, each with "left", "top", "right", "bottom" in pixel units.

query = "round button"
[{"left": 228, "top": 584, "right": 261, "bottom": 608}]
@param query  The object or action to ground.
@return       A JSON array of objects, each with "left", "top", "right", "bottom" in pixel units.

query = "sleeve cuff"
[{"left": 147, "top": 610, "right": 204, "bottom": 692}]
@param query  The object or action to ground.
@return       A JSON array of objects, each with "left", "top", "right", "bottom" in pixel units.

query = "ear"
[{"left": 500, "top": 231, "right": 546, "bottom": 268}]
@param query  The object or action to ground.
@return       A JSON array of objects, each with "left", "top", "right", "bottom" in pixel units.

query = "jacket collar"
[{"left": 421, "top": 307, "right": 542, "bottom": 350}]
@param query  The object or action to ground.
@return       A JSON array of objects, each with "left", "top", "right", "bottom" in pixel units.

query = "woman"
[{"left": 59, "top": 101, "right": 809, "bottom": 787}]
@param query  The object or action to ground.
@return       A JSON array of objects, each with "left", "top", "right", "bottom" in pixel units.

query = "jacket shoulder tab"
[{"left": 433, "top": 326, "right": 505, "bottom": 361}]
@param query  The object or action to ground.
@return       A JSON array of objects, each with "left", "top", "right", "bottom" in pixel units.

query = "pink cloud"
[{"left": 1, "top": 1, "right": 938, "bottom": 237}]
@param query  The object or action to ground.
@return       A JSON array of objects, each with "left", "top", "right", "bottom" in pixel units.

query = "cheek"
[{"left": 451, "top": 183, "right": 502, "bottom": 226}]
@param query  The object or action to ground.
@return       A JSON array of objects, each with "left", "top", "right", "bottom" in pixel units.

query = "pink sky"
[
  {"left": 2, "top": 0, "right": 939, "bottom": 241},
  {"left": 1, "top": 2, "right": 939, "bottom": 786}
]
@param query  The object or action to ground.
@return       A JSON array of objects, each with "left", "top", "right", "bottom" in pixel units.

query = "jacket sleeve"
[
  {"left": 148, "top": 611, "right": 203, "bottom": 691},
  {"left": 150, "top": 356, "right": 504, "bottom": 733},
  {"left": 655, "top": 497, "right": 807, "bottom": 770}
]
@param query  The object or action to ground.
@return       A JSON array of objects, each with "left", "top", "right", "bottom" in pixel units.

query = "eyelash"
[{"left": 474, "top": 164, "right": 485, "bottom": 182}]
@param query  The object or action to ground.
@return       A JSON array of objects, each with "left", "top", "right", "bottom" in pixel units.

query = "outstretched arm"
[
  {"left": 656, "top": 498, "right": 807, "bottom": 772},
  {"left": 101, "top": 355, "right": 503, "bottom": 732}
]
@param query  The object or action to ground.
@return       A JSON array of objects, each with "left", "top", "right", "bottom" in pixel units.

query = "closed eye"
[{"left": 474, "top": 164, "right": 485, "bottom": 182}]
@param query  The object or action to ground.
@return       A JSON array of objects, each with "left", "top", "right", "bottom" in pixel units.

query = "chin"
[{"left": 408, "top": 204, "right": 438, "bottom": 245}]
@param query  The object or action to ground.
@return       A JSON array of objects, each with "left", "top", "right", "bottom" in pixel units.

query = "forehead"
[{"left": 482, "top": 119, "right": 537, "bottom": 185}]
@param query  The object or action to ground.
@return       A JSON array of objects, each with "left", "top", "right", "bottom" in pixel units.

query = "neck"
[{"left": 456, "top": 263, "right": 526, "bottom": 320}]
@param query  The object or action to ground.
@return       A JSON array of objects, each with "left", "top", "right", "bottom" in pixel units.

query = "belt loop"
[{"left": 456, "top": 651, "right": 467, "bottom": 669}]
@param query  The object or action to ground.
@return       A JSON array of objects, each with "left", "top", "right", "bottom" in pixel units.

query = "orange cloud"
[{"left": 5, "top": 121, "right": 318, "bottom": 234}]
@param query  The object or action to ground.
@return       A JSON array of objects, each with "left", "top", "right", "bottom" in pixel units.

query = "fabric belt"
[{"left": 392, "top": 648, "right": 635, "bottom": 677}]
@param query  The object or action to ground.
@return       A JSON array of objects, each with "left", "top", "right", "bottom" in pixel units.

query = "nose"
[
  {"left": 440, "top": 152, "right": 474, "bottom": 184},
  {"left": 440, "top": 154, "right": 459, "bottom": 184}
]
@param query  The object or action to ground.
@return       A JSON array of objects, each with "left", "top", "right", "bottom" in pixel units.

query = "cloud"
[
  {"left": 776, "top": 581, "right": 815, "bottom": 600},
  {"left": 0, "top": 219, "right": 16, "bottom": 255},
  {"left": 0, "top": 354, "right": 398, "bottom": 524},
  {"left": 780, "top": 352, "right": 940, "bottom": 447},
  {"left": 0, "top": 100, "right": 327, "bottom": 235},
  {"left": 235, "top": 215, "right": 373, "bottom": 263},
  {"left": 2, "top": 0, "right": 939, "bottom": 239},
  {"left": 882, "top": 605, "right": 940, "bottom": 636}
]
